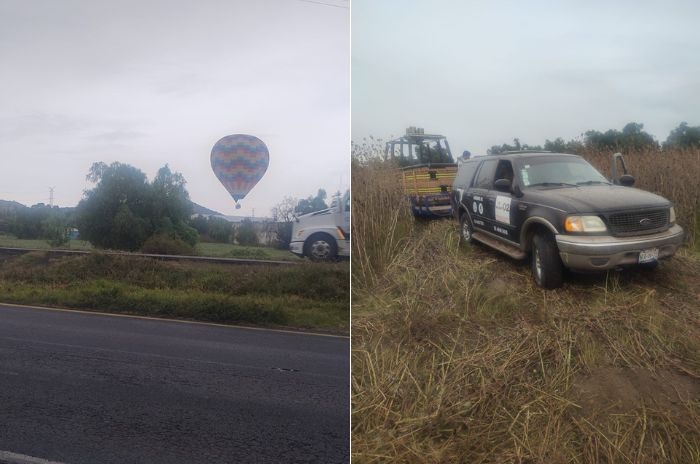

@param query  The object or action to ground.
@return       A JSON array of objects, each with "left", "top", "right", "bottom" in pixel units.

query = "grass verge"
[
  {"left": 0, "top": 234, "right": 300, "bottom": 262},
  {"left": 194, "top": 241, "right": 300, "bottom": 261},
  {"left": 0, "top": 251, "right": 348, "bottom": 333}
]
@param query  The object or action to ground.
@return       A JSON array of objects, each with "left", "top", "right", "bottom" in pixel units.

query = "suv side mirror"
[
  {"left": 494, "top": 178, "right": 511, "bottom": 192},
  {"left": 619, "top": 174, "right": 635, "bottom": 186}
]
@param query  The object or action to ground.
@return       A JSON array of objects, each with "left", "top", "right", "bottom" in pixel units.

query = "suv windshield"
[{"left": 516, "top": 156, "right": 610, "bottom": 187}]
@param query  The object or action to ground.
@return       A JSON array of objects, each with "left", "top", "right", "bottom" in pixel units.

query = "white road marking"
[{"left": 0, "top": 450, "right": 67, "bottom": 464}]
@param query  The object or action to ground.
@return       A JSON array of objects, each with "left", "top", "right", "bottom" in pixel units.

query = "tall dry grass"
[
  {"left": 352, "top": 220, "right": 700, "bottom": 463},
  {"left": 581, "top": 147, "right": 700, "bottom": 247},
  {"left": 351, "top": 147, "right": 700, "bottom": 463},
  {"left": 351, "top": 156, "right": 414, "bottom": 290}
]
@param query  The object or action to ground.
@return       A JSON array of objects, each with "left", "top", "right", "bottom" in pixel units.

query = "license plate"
[{"left": 638, "top": 248, "right": 659, "bottom": 263}]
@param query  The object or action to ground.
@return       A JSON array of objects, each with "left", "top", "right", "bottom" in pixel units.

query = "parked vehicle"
[
  {"left": 386, "top": 127, "right": 457, "bottom": 218},
  {"left": 290, "top": 190, "right": 350, "bottom": 261},
  {"left": 451, "top": 151, "right": 684, "bottom": 288}
]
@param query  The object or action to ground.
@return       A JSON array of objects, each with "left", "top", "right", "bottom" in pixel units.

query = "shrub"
[
  {"left": 140, "top": 233, "right": 196, "bottom": 255},
  {"left": 236, "top": 219, "right": 259, "bottom": 246}
]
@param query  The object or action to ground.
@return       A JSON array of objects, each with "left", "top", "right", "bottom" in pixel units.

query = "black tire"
[
  {"left": 531, "top": 232, "right": 564, "bottom": 289},
  {"left": 459, "top": 212, "right": 474, "bottom": 244},
  {"left": 304, "top": 233, "right": 338, "bottom": 262}
]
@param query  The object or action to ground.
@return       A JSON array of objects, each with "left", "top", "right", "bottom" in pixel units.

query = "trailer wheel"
[
  {"left": 531, "top": 232, "right": 563, "bottom": 289},
  {"left": 304, "top": 233, "right": 337, "bottom": 262},
  {"left": 459, "top": 213, "right": 474, "bottom": 244}
]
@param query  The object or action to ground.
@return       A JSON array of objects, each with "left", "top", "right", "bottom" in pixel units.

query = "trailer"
[{"left": 386, "top": 128, "right": 457, "bottom": 218}]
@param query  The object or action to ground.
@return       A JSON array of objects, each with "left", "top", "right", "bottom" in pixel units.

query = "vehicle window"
[
  {"left": 517, "top": 156, "right": 610, "bottom": 187},
  {"left": 494, "top": 160, "right": 514, "bottom": 182},
  {"left": 474, "top": 159, "right": 498, "bottom": 189},
  {"left": 454, "top": 161, "right": 479, "bottom": 188}
]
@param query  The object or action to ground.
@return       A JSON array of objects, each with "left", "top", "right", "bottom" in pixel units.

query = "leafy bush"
[
  {"left": 235, "top": 219, "right": 259, "bottom": 246},
  {"left": 140, "top": 233, "right": 196, "bottom": 255}
]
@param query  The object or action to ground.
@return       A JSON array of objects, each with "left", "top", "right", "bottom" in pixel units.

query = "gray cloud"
[
  {"left": 0, "top": 0, "right": 349, "bottom": 213},
  {"left": 353, "top": 0, "right": 700, "bottom": 155}
]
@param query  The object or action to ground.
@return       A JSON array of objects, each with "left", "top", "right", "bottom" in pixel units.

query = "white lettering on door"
[{"left": 495, "top": 196, "right": 511, "bottom": 224}]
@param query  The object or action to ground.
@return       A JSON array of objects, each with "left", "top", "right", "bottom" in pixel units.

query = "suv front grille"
[{"left": 607, "top": 209, "right": 669, "bottom": 236}]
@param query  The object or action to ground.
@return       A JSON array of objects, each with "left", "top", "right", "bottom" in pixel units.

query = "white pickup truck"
[{"left": 290, "top": 190, "right": 350, "bottom": 261}]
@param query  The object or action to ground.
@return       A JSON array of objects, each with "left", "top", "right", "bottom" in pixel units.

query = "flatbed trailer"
[
  {"left": 401, "top": 163, "right": 457, "bottom": 217},
  {"left": 386, "top": 127, "right": 457, "bottom": 218}
]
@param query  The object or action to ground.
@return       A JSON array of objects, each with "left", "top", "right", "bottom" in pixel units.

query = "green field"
[
  {"left": 195, "top": 242, "right": 300, "bottom": 261},
  {"left": 0, "top": 251, "right": 348, "bottom": 333},
  {"left": 0, "top": 234, "right": 299, "bottom": 261},
  {"left": 0, "top": 234, "right": 94, "bottom": 251}
]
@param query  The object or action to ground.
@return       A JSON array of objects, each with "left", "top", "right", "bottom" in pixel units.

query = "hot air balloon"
[{"left": 210, "top": 134, "right": 269, "bottom": 209}]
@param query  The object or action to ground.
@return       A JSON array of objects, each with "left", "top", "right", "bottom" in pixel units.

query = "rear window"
[
  {"left": 474, "top": 159, "right": 498, "bottom": 189},
  {"left": 453, "top": 160, "right": 479, "bottom": 188}
]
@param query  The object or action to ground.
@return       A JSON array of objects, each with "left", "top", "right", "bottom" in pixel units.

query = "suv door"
[
  {"left": 469, "top": 159, "right": 498, "bottom": 232},
  {"left": 485, "top": 159, "right": 519, "bottom": 243},
  {"left": 451, "top": 159, "right": 479, "bottom": 218}
]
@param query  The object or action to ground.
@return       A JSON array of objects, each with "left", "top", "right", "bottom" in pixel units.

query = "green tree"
[
  {"left": 235, "top": 219, "right": 259, "bottom": 246},
  {"left": 207, "top": 216, "right": 233, "bottom": 243},
  {"left": 543, "top": 137, "right": 567, "bottom": 152},
  {"left": 42, "top": 213, "right": 70, "bottom": 247},
  {"left": 76, "top": 162, "right": 197, "bottom": 251},
  {"left": 270, "top": 196, "right": 298, "bottom": 249},
  {"left": 584, "top": 122, "right": 657, "bottom": 150},
  {"left": 10, "top": 203, "right": 71, "bottom": 244},
  {"left": 296, "top": 189, "right": 328, "bottom": 215},
  {"left": 188, "top": 215, "right": 233, "bottom": 243},
  {"left": 488, "top": 138, "right": 543, "bottom": 155},
  {"left": 664, "top": 122, "right": 700, "bottom": 149}
]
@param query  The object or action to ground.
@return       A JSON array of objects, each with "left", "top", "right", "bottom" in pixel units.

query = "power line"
[{"left": 296, "top": 0, "right": 348, "bottom": 9}]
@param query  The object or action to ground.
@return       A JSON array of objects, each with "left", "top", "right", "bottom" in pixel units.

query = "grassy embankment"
[
  {"left": 0, "top": 234, "right": 300, "bottom": 261},
  {"left": 0, "top": 252, "right": 348, "bottom": 333},
  {"left": 351, "top": 148, "right": 700, "bottom": 462}
]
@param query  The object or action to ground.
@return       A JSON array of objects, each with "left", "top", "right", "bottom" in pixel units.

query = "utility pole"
[{"left": 49, "top": 187, "right": 55, "bottom": 207}]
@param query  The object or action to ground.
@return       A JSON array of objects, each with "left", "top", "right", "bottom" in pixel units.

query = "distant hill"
[
  {"left": 0, "top": 200, "right": 75, "bottom": 213},
  {"left": 0, "top": 199, "right": 26, "bottom": 209},
  {"left": 0, "top": 199, "right": 26, "bottom": 214},
  {"left": 190, "top": 201, "right": 223, "bottom": 216}
]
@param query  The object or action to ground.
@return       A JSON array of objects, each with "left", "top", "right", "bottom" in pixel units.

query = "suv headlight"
[
  {"left": 669, "top": 206, "right": 676, "bottom": 224},
  {"left": 564, "top": 215, "right": 607, "bottom": 233}
]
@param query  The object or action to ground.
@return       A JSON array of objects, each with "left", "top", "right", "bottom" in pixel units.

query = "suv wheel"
[
  {"left": 531, "top": 232, "right": 563, "bottom": 289},
  {"left": 304, "top": 233, "right": 338, "bottom": 262},
  {"left": 460, "top": 213, "right": 474, "bottom": 244}
]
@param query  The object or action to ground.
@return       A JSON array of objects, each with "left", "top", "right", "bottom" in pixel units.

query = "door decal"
[{"left": 495, "top": 195, "right": 511, "bottom": 224}]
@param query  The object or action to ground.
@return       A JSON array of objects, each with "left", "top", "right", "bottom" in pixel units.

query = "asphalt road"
[{"left": 0, "top": 304, "right": 349, "bottom": 464}]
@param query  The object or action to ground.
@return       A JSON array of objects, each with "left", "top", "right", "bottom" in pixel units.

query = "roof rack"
[{"left": 493, "top": 150, "right": 553, "bottom": 155}]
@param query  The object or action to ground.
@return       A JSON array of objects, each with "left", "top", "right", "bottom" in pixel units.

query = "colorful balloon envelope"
[{"left": 210, "top": 134, "right": 269, "bottom": 208}]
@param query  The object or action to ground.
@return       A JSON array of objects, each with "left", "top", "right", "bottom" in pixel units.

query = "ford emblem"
[{"left": 639, "top": 218, "right": 652, "bottom": 226}]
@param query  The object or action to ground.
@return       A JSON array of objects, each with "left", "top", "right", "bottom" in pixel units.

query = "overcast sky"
[
  {"left": 0, "top": 0, "right": 349, "bottom": 216},
  {"left": 352, "top": 0, "right": 700, "bottom": 157}
]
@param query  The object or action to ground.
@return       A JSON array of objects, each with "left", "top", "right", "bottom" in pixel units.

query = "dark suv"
[{"left": 451, "top": 151, "right": 684, "bottom": 288}]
